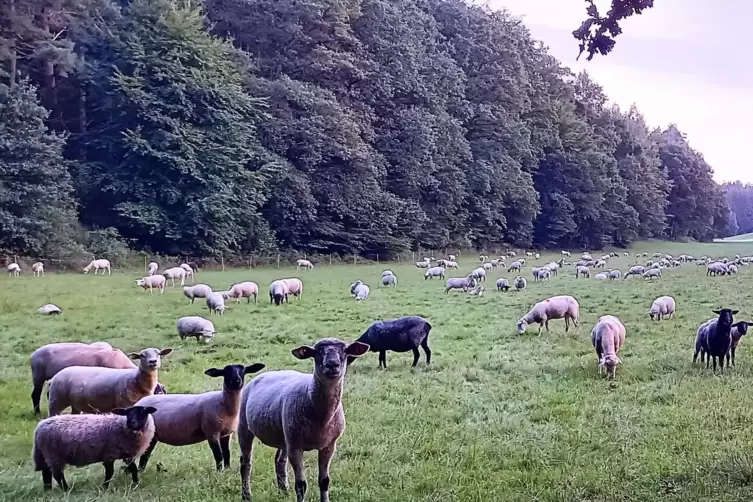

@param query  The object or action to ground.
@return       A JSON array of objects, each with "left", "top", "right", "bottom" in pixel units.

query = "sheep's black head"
[
  {"left": 713, "top": 309, "right": 739, "bottom": 326},
  {"left": 733, "top": 321, "right": 751, "bottom": 337},
  {"left": 113, "top": 405, "right": 157, "bottom": 431},
  {"left": 293, "top": 338, "right": 369, "bottom": 379},
  {"left": 205, "top": 363, "right": 265, "bottom": 391},
  {"left": 154, "top": 383, "right": 167, "bottom": 394}
]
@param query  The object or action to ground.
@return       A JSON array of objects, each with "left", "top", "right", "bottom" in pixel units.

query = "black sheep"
[
  {"left": 704, "top": 308, "right": 739, "bottom": 372},
  {"left": 695, "top": 319, "right": 751, "bottom": 367},
  {"left": 347, "top": 316, "right": 432, "bottom": 368}
]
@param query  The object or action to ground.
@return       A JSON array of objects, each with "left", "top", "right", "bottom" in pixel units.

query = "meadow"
[{"left": 5, "top": 240, "right": 753, "bottom": 502}]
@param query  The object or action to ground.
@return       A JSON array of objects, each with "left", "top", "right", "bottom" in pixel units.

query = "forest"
[{"left": 0, "top": 0, "right": 734, "bottom": 260}]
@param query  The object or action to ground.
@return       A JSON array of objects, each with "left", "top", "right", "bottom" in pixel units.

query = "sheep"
[
  {"left": 623, "top": 252, "right": 629, "bottom": 257},
  {"left": 281, "top": 278, "right": 303, "bottom": 300},
  {"left": 448, "top": 254, "right": 456, "bottom": 261},
  {"left": 535, "top": 253, "right": 540, "bottom": 259},
  {"left": 32, "top": 405, "right": 157, "bottom": 491},
  {"left": 29, "top": 342, "right": 166, "bottom": 415},
  {"left": 296, "top": 259, "right": 314, "bottom": 270},
  {"left": 561, "top": 251, "right": 571, "bottom": 257},
  {"left": 516, "top": 295, "right": 580, "bottom": 335},
  {"left": 648, "top": 296, "right": 676, "bottom": 321},
  {"left": 608, "top": 270, "right": 622, "bottom": 280},
  {"left": 136, "top": 275, "right": 167, "bottom": 295},
  {"left": 706, "top": 262, "right": 726, "bottom": 276},
  {"left": 424, "top": 266, "right": 445, "bottom": 280},
  {"left": 147, "top": 261, "right": 158, "bottom": 276},
  {"left": 32, "top": 262, "right": 44, "bottom": 277},
  {"left": 206, "top": 292, "right": 226, "bottom": 315},
  {"left": 581, "top": 252, "right": 593, "bottom": 260},
  {"left": 694, "top": 309, "right": 740, "bottom": 372},
  {"left": 7, "top": 262, "right": 21, "bottom": 276},
  {"left": 471, "top": 267, "right": 487, "bottom": 282},
  {"left": 444, "top": 276, "right": 477, "bottom": 293},
  {"left": 381, "top": 274, "right": 397, "bottom": 287},
  {"left": 624, "top": 265, "right": 645, "bottom": 278},
  {"left": 354, "top": 283, "right": 370, "bottom": 301},
  {"left": 576, "top": 266, "right": 590, "bottom": 278},
  {"left": 467, "top": 285, "right": 485, "bottom": 296},
  {"left": 695, "top": 318, "right": 752, "bottom": 367},
  {"left": 445, "top": 260, "right": 459, "bottom": 269},
  {"left": 507, "top": 251, "right": 517, "bottom": 257},
  {"left": 652, "top": 252, "right": 661, "bottom": 258},
  {"left": 591, "top": 315, "right": 626, "bottom": 379},
  {"left": 38, "top": 304, "right": 62, "bottom": 315},
  {"left": 177, "top": 263, "right": 195, "bottom": 284},
  {"left": 163, "top": 266, "right": 187, "bottom": 287},
  {"left": 83, "top": 259, "right": 111, "bottom": 275},
  {"left": 269, "top": 280, "right": 289, "bottom": 305},
  {"left": 519, "top": 258, "right": 527, "bottom": 266},
  {"left": 47, "top": 347, "right": 172, "bottom": 416},
  {"left": 526, "top": 251, "right": 533, "bottom": 257},
  {"left": 381, "top": 270, "right": 394, "bottom": 278},
  {"left": 348, "top": 316, "right": 431, "bottom": 368},
  {"left": 507, "top": 261, "right": 522, "bottom": 272},
  {"left": 496, "top": 278, "right": 510, "bottom": 291},
  {"left": 136, "top": 363, "right": 265, "bottom": 472},
  {"left": 349, "top": 280, "right": 362, "bottom": 296},
  {"left": 534, "top": 268, "right": 550, "bottom": 281},
  {"left": 415, "top": 261, "right": 430, "bottom": 268},
  {"left": 228, "top": 282, "right": 259, "bottom": 303},
  {"left": 482, "top": 262, "right": 493, "bottom": 272},
  {"left": 545, "top": 262, "right": 559, "bottom": 276},
  {"left": 728, "top": 264, "right": 739, "bottom": 274},
  {"left": 595, "top": 259, "right": 607, "bottom": 268},
  {"left": 182, "top": 284, "right": 213, "bottom": 303},
  {"left": 593, "top": 272, "right": 608, "bottom": 280},
  {"left": 435, "top": 259, "right": 450, "bottom": 267},
  {"left": 642, "top": 268, "right": 662, "bottom": 280},
  {"left": 176, "top": 315, "right": 216, "bottom": 343},
  {"left": 514, "top": 276, "right": 527, "bottom": 291},
  {"left": 238, "top": 338, "right": 370, "bottom": 502}
]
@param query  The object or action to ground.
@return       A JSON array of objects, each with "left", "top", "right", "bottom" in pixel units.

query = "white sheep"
[
  {"left": 516, "top": 295, "right": 580, "bottom": 335},
  {"left": 147, "top": 261, "right": 158, "bottom": 276},
  {"left": 561, "top": 251, "right": 571, "bottom": 257},
  {"left": 48, "top": 347, "right": 172, "bottom": 415},
  {"left": 507, "top": 261, "right": 522, "bottom": 272},
  {"left": 269, "top": 280, "right": 289, "bottom": 305},
  {"left": 38, "top": 304, "right": 62, "bottom": 315},
  {"left": 424, "top": 266, "right": 445, "bottom": 280},
  {"left": 296, "top": 259, "right": 314, "bottom": 270},
  {"left": 163, "top": 266, "right": 187, "bottom": 286},
  {"left": 238, "top": 338, "right": 369, "bottom": 502},
  {"left": 595, "top": 259, "right": 607, "bottom": 268},
  {"left": 593, "top": 272, "right": 608, "bottom": 280},
  {"left": 608, "top": 270, "right": 622, "bottom": 280},
  {"left": 7, "top": 262, "right": 21, "bottom": 276},
  {"left": 448, "top": 254, "right": 457, "bottom": 261},
  {"left": 184, "top": 284, "right": 213, "bottom": 303},
  {"left": 281, "top": 278, "right": 303, "bottom": 300},
  {"left": 354, "top": 283, "right": 370, "bottom": 301},
  {"left": 649, "top": 296, "right": 676, "bottom": 321},
  {"left": 228, "top": 282, "right": 259, "bottom": 303},
  {"left": 136, "top": 275, "right": 166, "bottom": 295},
  {"left": 591, "top": 315, "right": 626, "bottom": 379},
  {"left": 32, "top": 262, "right": 44, "bottom": 277},
  {"left": 177, "top": 316, "right": 216, "bottom": 343},
  {"left": 483, "top": 262, "right": 493, "bottom": 271},
  {"left": 445, "top": 260, "right": 459, "bottom": 269},
  {"left": 381, "top": 273, "right": 397, "bottom": 287},
  {"left": 471, "top": 267, "right": 487, "bottom": 282},
  {"left": 180, "top": 263, "right": 195, "bottom": 283},
  {"left": 643, "top": 268, "right": 662, "bottom": 280},
  {"left": 83, "top": 259, "right": 111, "bottom": 275},
  {"left": 206, "top": 292, "right": 226, "bottom": 314},
  {"left": 415, "top": 260, "right": 430, "bottom": 268},
  {"left": 514, "top": 276, "right": 527, "bottom": 291},
  {"left": 576, "top": 266, "right": 590, "bottom": 278}
]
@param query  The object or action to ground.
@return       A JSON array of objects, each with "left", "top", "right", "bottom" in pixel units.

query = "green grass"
[
  {"left": 716, "top": 233, "right": 753, "bottom": 243},
  {"left": 6, "top": 242, "right": 753, "bottom": 501}
]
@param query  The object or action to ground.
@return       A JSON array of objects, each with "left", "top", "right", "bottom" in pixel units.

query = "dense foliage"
[
  {"left": 722, "top": 183, "right": 753, "bottom": 237},
  {"left": 0, "top": 0, "right": 732, "bottom": 259}
]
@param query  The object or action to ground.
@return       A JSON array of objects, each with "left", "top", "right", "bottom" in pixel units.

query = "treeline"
[
  {"left": 722, "top": 183, "right": 753, "bottom": 237},
  {"left": 0, "top": 0, "right": 731, "bottom": 260}
]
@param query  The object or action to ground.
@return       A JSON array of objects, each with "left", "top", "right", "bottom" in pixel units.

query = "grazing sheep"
[
  {"left": 593, "top": 272, "right": 608, "bottom": 280},
  {"left": 228, "top": 282, "right": 259, "bottom": 303},
  {"left": 48, "top": 347, "right": 172, "bottom": 416},
  {"left": 136, "top": 363, "right": 265, "bottom": 472},
  {"left": 147, "top": 261, "right": 158, "bottom": 276},
  {"left": 349, "top": 280, "right": 362, "bottom": 296},
  {"left": 516, "top": 295, "right": 580, "bottom": 335},
  {"left": 424, "top": 266, "right": 445, "bottom": 280},
  {"left": 38, "top": 304, "right": 62, "bottom": 315},
  {"left": 706, "top": 262, "right": 728, "bottom": 276},
  {"left": 594, "top": 259, "right": 606, "bottom": 268},
  {"left": 534, "top": 268, "right": 550, "bottom": 281},
  {"left": 483, "top": 262, "right": 493, "bottom": 271},
  {"left": 576, "top": 266, "right": 590, "bottom": 278},
  {"left": 507, "top": 251, "right": 517, "bottom": 257},
  {"left": 269, "top": 280, "right": 289, "bottom": 305},
  {"left": 381, "top": 270, "right": 394, "bottom": 278},
  {"left": 514, "top": 276, "right": 527, "bottom": 291},
  {"left": 608, "top": 270, "right": 622, "bottom": 280},
  {"left": 545, "top": 262, "right": 559, "bottom": 276},
  {"left": 561, "top": 251, "right": 571, "bottom": 257},
  {"left": 694, "top": 309, "right": 740, "bottom": 372},
  {"left": 415, "top": 261, "right": 430, "bottom": 268},
  {"left": 728, "top": 264, "right": 739, "bottom": 274},
  {"left": 136, "top": 275, "right": 167, "bottom": 295},
  {"left": 448, "top": 254, "right": 456, "bottom": 261},
  {"left": 206, "top": 292, "right": 226, "bottom": 315},
  {"left": 695, "top": 318, "right": 752, "bottom": 367},
  {"left": 281, "top": 278, "right": 303, "bottom": 300},
  {"left": 7, "top": 262, "right": 21, "bottom": 276},
  {"left": 354, "top": 283, "right": 370, "bottom": 301},
  {"left": 348, "top": 316, "right": 431, "bottom": 368},
  {"left": 32, "top": 405, "right": 157, "bottom": 491},
  {"left": 624, "top": 266, "right": 645, "bottom": 278},
  {"left": 496, "top": 278, "right": 510, "bottom": 291},
  {"left": 518, "top": 258, "right": 527, "bottom": 266},
  {"left": 526, "top": 252, "right": 533, "bottom": 257},
  {"left": 381, "top": 274, "right": 397, "bottom": 287},
  {"left": 32, "top": 262, "right": 44, "bottom": 277},
  {"left": 642, "top": 268, "right": 662, "bottom": 280},
  {"left": 444, "top": 276, "right": 477, "bottom": 294},
  {"left": 177, "top": 316, "right": 216, "bottom": 343},
  {"left": 591, "top": 315, "right": 626, "bottom": 379},
  {"left": 182, "top": 284, "right": 213, "bottom": 303},
  {"left": 479, "top": 255, "right": 488, "bottom": 262},
  {"left": 535, "top": 253, "right": 540, "bottom": 259},
  {"left": 435, "top": 259, "right": 450, "bottom": 268},
  {"left": 163, "top": 266, "right": 187, "bottom": 287},
  {"left": 507, "top": 261, "right": 522, "bottom": 272},
  {"left": 471, "top": 267, "right": 487, "bottom": 282},
  {"left": 238, "top": 338, "right": 369, "bottom": 502},
  {"left": 296, "top": 259, "right": 314, "bottom": 270},
  {"left": 649, "top": 296, "right": 676, "bottom": 321},
  {"left": 83, "top": 259, "right": 111, "bottom": 275},
  {"left": 445, "top": 260, "right": 459, "bottom": 269}
]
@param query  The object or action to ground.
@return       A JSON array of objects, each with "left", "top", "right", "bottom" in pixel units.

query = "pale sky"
[{"left": 489, "top": 0, "right": 752, "bottom": 184}]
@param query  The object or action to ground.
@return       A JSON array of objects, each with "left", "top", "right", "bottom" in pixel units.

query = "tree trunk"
[{"left": 8, "top": 0, "right": 17, "bottom": 88}]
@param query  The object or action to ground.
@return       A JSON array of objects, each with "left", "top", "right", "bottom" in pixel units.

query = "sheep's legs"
[
  {"left": 103, "top": 460, "right": 115, "bottom": 488},
  {"left": 220, "top": 435, "right": 231, "bottom": 469},
  {"left": 421, "top": 339, "right": 431, "bottom": 364},
  {"left": 732, "top": 347, "right": 737, "bottom": 366},
  {"left": 53, "top": 469, "right": 69, "bottom": 490},
  {"left": 41, "top": 465, "right": 52, "bottom": 490},
  {"left": 275, "top": 448, "right": 289, "bottom": 492},
  {"left": 31, "top": 383, "right": 44, "bottom": 415},
  {"left": 378, "top": 351, "right": 387, "bottom": 369},
  {"left": 411, "top": 348, "right": 420, "bottom": 367},
  {"left": 126, "top": 460, "right": 139, "bottom": 484},
  {"left": 318, "top": 445, "right": 336, "bottom": 502},
  {"left": 288, "top": 448, "right": 307, "bottom": 502},
  {"left": 138, "top": 436, "right": 158, "bottom": 471},
  {"left": 239, "top": 429, "right": 255, "bottom": 501},
  {"left": 208, "top": 438, "right": 224, "bottom": 471}
]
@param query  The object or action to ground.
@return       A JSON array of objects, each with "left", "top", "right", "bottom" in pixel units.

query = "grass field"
[
  {"left": 717, "top": 233, "right": 753, "bottom": 243},
  {"left": 5, "top": 241, "right": 753, "bottom": 502}
]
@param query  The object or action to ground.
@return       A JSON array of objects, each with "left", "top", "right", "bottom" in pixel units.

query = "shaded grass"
[{"left": 4, "top": 242, "right": 753, "bottom": 501}]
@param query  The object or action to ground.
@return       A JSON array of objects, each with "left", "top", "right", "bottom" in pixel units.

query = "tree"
[{"left": 573, "top": 0, "right": 655, "bottom": 60}]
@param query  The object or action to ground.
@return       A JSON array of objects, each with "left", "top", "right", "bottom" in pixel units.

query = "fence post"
[
  {"left": 277, "top": 254, "right": 280, "bottom": 268},
  {"left": 144, "top": 255, "right": 147, "bottom": 273},
  {"left": 221, "top": 256, "right": 225, "bottom": 272},
  {"left": 354, "top": 254, "right": 357, "bottom": 266},
  {"left": 248, "top": 256, "right": 252, "bottom": 269},
  {"left": 329, "top": 254, "right": 332, "bottom": 266},
  {"left": 376, "top": 254, "right": 379, "bottom": 264}
]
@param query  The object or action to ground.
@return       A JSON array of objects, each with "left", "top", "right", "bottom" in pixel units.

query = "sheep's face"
[
  {"left": 135, "top": 279, "right": 145, "bottom": 287},
  {"left": 205, "top": 363, "right": 265, "bottom": 391},
  {"left": 130, "top": 347, "right": 173, "bottom": 371},
  {"left": 649, "top": 310, "right": 658, "bottom": 321},
  {"left": 600, "top": 355, "right": 622, "bottom": 378},
  {"left": 113, "top": 405, "right": 157, "bottom": 431},
  {"left": 713, "top": 309, "right": 738, "bottom": 326},
  {"left": 292, "top": 338, "right": 370, "bottom": 380},
  {"left": 516, "top": 319, "right": 528, "bottom": 335},
  {"left": 733, "top": 321, "right": 751, "bottom": 337}
]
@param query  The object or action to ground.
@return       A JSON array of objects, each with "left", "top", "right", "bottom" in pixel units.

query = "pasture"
[{"left": 5, "top": 241, "right": 753, "bottom": 501}]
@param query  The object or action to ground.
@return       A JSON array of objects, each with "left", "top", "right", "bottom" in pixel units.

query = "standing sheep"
[
  {"left": 348, "top": 316, "right": 431, "bottom": 368},
  {"left": 695, "top": 318, "right": 752, "bottom": 367},
  {"left": 648, "top": 296, "right": 676, "bottom": 321},
  {"left": 269, "top": 280, "right": 289, "bottom": 305},
  {"left": 496, "top": 278, "right": 510, "bottom": 292},
  {"left": 206, "top": 292, "right": 226, "bottom": 315},
  {"left": 238, "top": 339, "right": 369, "bottom": 502},
  {"left": 696, "top": 308, "right": 739, "bottom": 372},
  {"left": 448, "top": 254, "right": 457, "bottom": 261},
  {"left": 32, "top": 262, "right": 44, "bottom": 277},
  {"left": 444, "top": 276, "right": 477, "bottom": 293},
  {"left": 591, "top": 315, "right": 626, "bottom": 379},
  {"left": 163, "top": 267, "right": 187, "bottom": 287},
  {"left": 147, "top": 261, "right": 159, "bottom": 276},
  {"left": 281, "top": 278, "right": 304, "bottom": 300},
  {"left": 507, "top": 261, "right": 522, "bottom": 273},
  {"left": 424, "top": 267, "right": 445, "bottom": 280},
  {"left": 576, "top": 266, "right": 590, "bottom": 278},
  {"left": 381, "top": 270, "right": 394, "bottom": 278},
  {"left": 180, "top": 263, "right": 195, "bottom": 283},
  {"left": 514, "top": 276, "right": 527, "bottom": 291},
  {"left": 381, "top": 274, "right": 398, "bottom": 287},
  {"left": 83, "top": 259, "right": 111, "bottom": 275},
  {"left": 353, "top": 283, "right": 370, "bottom": 301},
  {"left": 608, "top": 270, "right": 622, "bottom": 280},
  {"left": 177, "top": 316, "right": 216, "bottom": 343},
  {"left": 516, "top": 295, "right": 580, "bottom": 335},
  {"left": 471, "top": 267, "right": 487, "bottom": 282},
  {"left": 7, "top": 262, "right": 21, "bottom": 276},
  {"left": 535, "top": 268, "right": 550, "bottom": 281},
  {"left": 296, "top": 259, "right": 314, "bottom": 270},
  {"left": 136, "top": 275, "right": 167, "bottom": 295},
  {"left": 228, "top": 282, "right": 259, "bottom": 304},
  {"left": 642, "top": 268, "right": 662, "bottom": 280},
  {"left": 624, "top": 266, "right": 645, "bottom": 279}
]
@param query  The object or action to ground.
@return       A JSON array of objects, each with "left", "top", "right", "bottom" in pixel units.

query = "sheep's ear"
[
  {"left": 144, "top": 406, "right": 157, "bottom": 415},
  {"left": 128, "top": 352, "right": 141, "bottom": 360},
  {"left": 291, "top": 345, "right": 316, "bottom": 360},
  {"left": 345, "top": 341, "right": 370, "bottom": 357},
  {"left": 712, "top": 310, "right": 721, "bottom": 315},
  {"left": 204, "top": 368, "right": 224, "bottom": 378},
  {"left": 159, "top": 348, "right": 173, "bottom": 357},
  {"left": 732, "top": 310, "right": 740, "bottom": 315},
  {"left": 111, "top": 408, "right": 128, "bottom": 416},
  {"left": 244, "top": 363, "right": 265, "bottom": 375}
]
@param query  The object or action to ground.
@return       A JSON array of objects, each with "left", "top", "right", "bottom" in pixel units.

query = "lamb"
[
  {"left": 348, "top": 316, "right": 431, "bottom": 368},
  {"left": 7, "top": 262, "right": 21, "bottom": 276},
  {"left": 471, "top": 267, "right": 487, "bottom": 282},
  {"left": 30, "top": 342, "right": 166, "bottom": 415},
  {"left": 467, "top": 285, "right": 485, "bottom": 296},
  {"left": 228, "top": 282, "right": 259, "bottom": 303},
  {"left": 694, "top": 309, "right": 740, "bottom": 372},
  {"left": 694, "top": 318, "right": 752, "bottom": 367},
  {"left": 593, "top": 272, "right": 608, "bottom": 280},
  {"left": 496, "top": 278, "right": 510, "bottom": 291},
  {"left": 526, "top": 252, "right": 533, "bottom": 257},
  {"left": 38, "top": 304, "right": 62, "bottom": 315},
  {"left": 32, "top": 262, "right": 44, "bottom": 277},
  {"left": 624, "top": 265, "right": 645, "bottom": 278},
  {"left": 47, "top": 347, "right": 172, "bottom": 416},
  {"left": 445, "top": 260, "right": 459, "bottom": 269},
  {"left": 507, "top": 261, "right": 522, "bottom": 272},
  {"left": 424, "top": 266, "right": 445, "bottom": 280},
  {"left": 136, "top": 275, "right": 167, "bottom": 295},
  {"left": 591, "top": 315, "right": 626, "bottom": 379},
  {"left": 281, "top": 278, "right": 304, "bottom": 300},
  {"left": 483, "top": 262, "right": 493, "bottom": 271},
  {"left": 238, "top": 338, "right": 369, "bottom": 502},
  {"left": 206, "top": 292, "right": 227, "bottom": 314},
  {"left": 296, "top": 259, "right": 314, "bottom": 270},
  {"left": 381, "top": 273, "right": 397, "bottom": 287},
  {"left": 183, "top": 284, "right": 212, "bottom": 302},
  {"left": 177, "top": 316, "right": 216, "bottom": 343},
  {"left": 32, "top": 405, "right": 157, "bottom": 491},
  {"left": 642, "top": 268, "right": 662, "bottom": 280},
  {"left": 353, "top": 283, "right": 370, "bottom": 301},
  {"left": 516, "top": 295, "right": 580, "bottom": 335},
  {"left": 444, "top": 276, "right": 477, "bottom": 293},
  {"left": 269, "top": 280, "right": 289, "bottom": 305},
  {"left": 147, "top": 261, "right": 158, "bottom": 276},
  {"left": 136, "top": 363, "right": 265, "bottom": 472},
  {"left": 576, "top": 266, "right": 590, "bottom": 278},
  {"left": 649, "top": 296, "right": 676, "bottom": 321},
  {"left": 608, "top": 270, "right": 622, "bottom": 280},
  {"left": 163, "top": 266, "right": 187, "bottom": 286},
  {"left": 83, "top": 259, "right": 111, "bottom": 275}
]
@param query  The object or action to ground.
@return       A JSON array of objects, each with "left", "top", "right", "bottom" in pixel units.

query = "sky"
[{"left": 488, "top": 0, "right": 752, "bottom": 184}]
